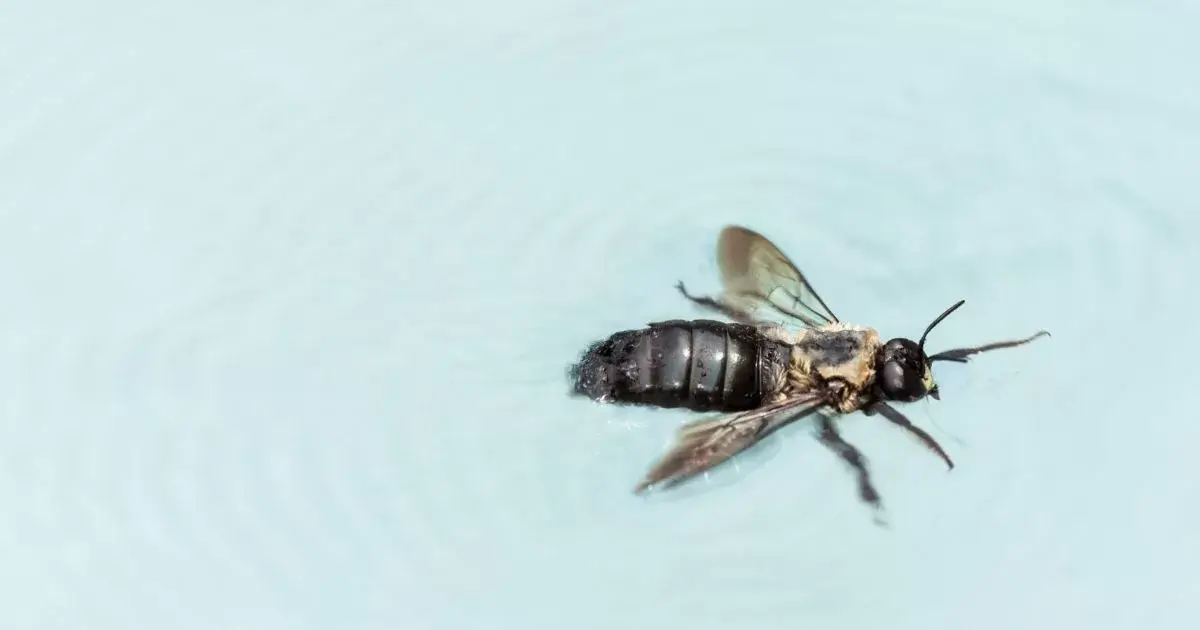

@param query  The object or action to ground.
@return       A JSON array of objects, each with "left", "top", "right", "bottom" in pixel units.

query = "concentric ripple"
[{"left": 3, "top": 1, "right": 1199, "bottom": 629}]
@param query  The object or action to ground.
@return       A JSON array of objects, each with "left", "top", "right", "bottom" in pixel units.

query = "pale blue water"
[{"left": 1, "top": 1, "right": 1197, "bottom": 628}]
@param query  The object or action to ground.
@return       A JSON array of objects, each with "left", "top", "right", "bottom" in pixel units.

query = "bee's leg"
[
  {"left": 872, "top": 402, "right": 955, "bottom": 470},
  {"left": 674, "top": 281, "right": 758, "bottom": 324},
  {"left": 816, "top": 414, "right": 881, "bottom": 510}
]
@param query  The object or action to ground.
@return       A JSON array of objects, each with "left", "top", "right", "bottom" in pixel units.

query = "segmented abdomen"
[{"left": 569, "top": 319, "right": 791, "bottom": 412}]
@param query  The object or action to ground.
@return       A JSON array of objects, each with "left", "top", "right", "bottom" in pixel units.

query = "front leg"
[{"left": 872, "top": 402, "right": 955, "bottom": 470}]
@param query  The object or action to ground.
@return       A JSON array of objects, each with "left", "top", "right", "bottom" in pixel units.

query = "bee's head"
[{"left": 876, "top": 300, "right": 965, "bottom": 403}]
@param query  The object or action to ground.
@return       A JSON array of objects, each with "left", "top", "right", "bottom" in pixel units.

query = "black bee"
[{"left": 569, "top": 225, "right": 1049, "bottom": 507}]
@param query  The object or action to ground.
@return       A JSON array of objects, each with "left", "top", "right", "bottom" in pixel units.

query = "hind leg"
[{"left": 675, "top": 281, "right": 758, "bottom": 324}]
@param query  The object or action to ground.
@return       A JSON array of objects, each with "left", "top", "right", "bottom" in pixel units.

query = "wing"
[
  {"left": 716, "top": 225, "right": 839, "bottom": 328},
  {"left": 633, "top": 394, "right": 827, "bottom": 494}
]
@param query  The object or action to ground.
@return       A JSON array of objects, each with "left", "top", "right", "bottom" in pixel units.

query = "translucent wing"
[
  {"left": 633, "top": 394, "right": 826, "bottom": 493},
  {"left": 716, "top": 225, "right": 839, "bottom": 328}
]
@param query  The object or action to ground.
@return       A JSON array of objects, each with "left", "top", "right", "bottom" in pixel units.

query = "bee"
[{"left": 568, "top": 225, "right": 1049, "bottom": 507}]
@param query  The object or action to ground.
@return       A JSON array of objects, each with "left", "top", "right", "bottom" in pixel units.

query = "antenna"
[{"left": 918, "top": 299, "right": 966, "bottom": 353}]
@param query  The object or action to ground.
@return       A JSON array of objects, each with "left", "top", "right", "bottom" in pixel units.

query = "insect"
[{"left": 568, "top": 225, "right": 1049, "bottom": 508}]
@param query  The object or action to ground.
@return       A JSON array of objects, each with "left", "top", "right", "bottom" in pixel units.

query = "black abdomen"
[{"left": 569, "top": 319, "right": 791, "bottom": 412}]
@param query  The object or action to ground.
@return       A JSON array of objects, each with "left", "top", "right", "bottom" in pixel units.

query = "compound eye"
[{"left": 880, "top": 360, "right": 925, "bottom": 402}]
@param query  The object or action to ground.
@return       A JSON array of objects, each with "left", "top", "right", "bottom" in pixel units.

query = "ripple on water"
[
  {"left": 104, "top": 279, "right": 429, "bottom": 621},
  {"left": 0, "top": 83, "right": 503, "bottom": 622},
  {"left": 438, "top": 19, "right": 1189, "bottom": 622},
  {"left": 449, "top": 11, "right": 1192, "bottom": 616},
  {"left": 3, "top": 0, "right": 1194, "bottom": 625},
  {"left": 470, "top": 179, "right": 921, "bottom": 602}
]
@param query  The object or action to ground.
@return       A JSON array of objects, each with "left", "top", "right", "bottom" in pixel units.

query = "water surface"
[{"left": 0, "top": 1, "right": 1196, "bottom": 628}]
